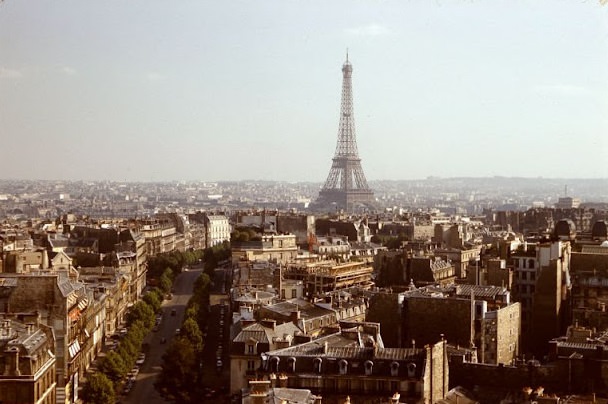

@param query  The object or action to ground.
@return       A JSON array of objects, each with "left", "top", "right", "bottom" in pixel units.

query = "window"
[
  {"left": 339, "top": 359, "right": 348, "bottom": 375},
  {"left": 407, "top": 362, "right": 416, "bottom": 378},
  {"left": 364, "top": 360, "right": 373, "bottom": 376},
  {"left": 247, "top": 360, "right": 255, "bottom": 371},
  {"left": 248, "top": 345, "right": 254, "bottom": 354},
  {"left": 288, "top": 357, "right": 296, "bottom": 373},
  {"left": 390, "top": 362, "right": 399, "bottom": 377},
  {"left": 314, "top": 358, "right": 322, "bottom": 373},
  {"left": 291, "top": 289, "right": 297, "bottom": 298}
]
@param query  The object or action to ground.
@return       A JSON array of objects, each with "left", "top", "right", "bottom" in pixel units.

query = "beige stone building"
[
  {"left": 232, "top": 234, "right": 298, "bottom": 265},
  {"left": 0, "top": 316, "right": 57, "bottom": 404},
  {"left": 283, "top": 261, "right": 374, "bottom": 296},
  {"left": 256, "top": 324, "right": 449, "bottom": 403}
]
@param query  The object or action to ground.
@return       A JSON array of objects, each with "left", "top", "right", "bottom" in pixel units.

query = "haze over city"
[{"left": 1, "top": 1, "right": 608, "bottom": 182}]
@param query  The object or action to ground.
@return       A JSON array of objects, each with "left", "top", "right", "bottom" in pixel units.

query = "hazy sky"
[{"left": 1, "top": 1, "right": 608, "bottom": 182}]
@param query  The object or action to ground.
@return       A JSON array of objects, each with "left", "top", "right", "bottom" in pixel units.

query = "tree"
[
  {"left": 143, "top": 291, "right": 162, "bottom": 313},
  {"left": 159, "top": 267, "right": 174, "bottom": 294},
  {"left": 126, "top": 301, "right": 155, "bottom": 329},
  {"left": 180, "top": 317, "right": 203, "bottom": 352},
  {"left": 155, "top": 337, "right": 199, "bottom": 403},
  {"left": 81, "top": 373, "right": 115, "bottom": 404},
  {"left": 98, "top": 351, "right": 127, "bottom": 384}
]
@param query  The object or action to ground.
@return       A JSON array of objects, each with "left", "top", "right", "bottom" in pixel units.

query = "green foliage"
[
  {"left": 147, "top": 249, "right": 205, "bottom": 279},
  {"left": 180, "top": 317, "right": 203, "bottom": 352},
  {"left": 125, "top": 321, "right": 146, "bottom": 346},
  {"left": 191, "top": 273, "right": 211, "bottom": 329},
  {"left": 126, "top": 301, "right": 156, "bottom": 330},
  {"left": 202, "top": 243, "right": 230, "bottom": 277},
  {"left": 81, "top": 373, "right": 115, "bottom": 404},
  {"left": 231, "top": 227, "right": 257, "bottom": 242},
  {"left": 155, "top": 337, "right": 200, "bottom": 403},
  {"left": 118, "top": 338, "right": 138, "bottom": 365},
  {"left": 184, "top": 303, "right": 199, "bottom": 321},
  {"left": 159, "top": 267, "right": 174, "bottom": 294},
  {"left": 98, "top": 351, "right": 127, "bottom": 384},
  {"left": 143, "top": 291, "right": 162, "bottom": 313}
]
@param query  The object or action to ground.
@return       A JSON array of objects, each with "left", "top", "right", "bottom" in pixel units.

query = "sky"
[{"left": 1, "top": 0, "right": 608, "bottom": 182}]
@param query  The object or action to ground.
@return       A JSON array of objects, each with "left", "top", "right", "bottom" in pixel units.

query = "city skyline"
[{"left": 1, "top": 1, "right": 608, "bottom": 182}]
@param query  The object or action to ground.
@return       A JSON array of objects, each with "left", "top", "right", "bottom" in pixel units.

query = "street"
[
  {"left": 198, "top": 265, "right": 231, "bottom": 402},
  {"left": 122, "top": 267, "right": 203, "bottom": 404}
]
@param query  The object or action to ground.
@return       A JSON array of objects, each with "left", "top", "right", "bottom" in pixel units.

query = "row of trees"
[
  {"left": 81, "top": 288, "right": 165, "bottom": 404},
  {"left": 147, "top": 249, "right": 204, "bottom": 279},
  {"left": 155, "top": 272, "right": 211, "bottom": 403},
  {"left": 202, "top": 242, "right": 231, "bottom": 277},
  {"left": 148, "top": 244, "right": 230, "bottom": 280}
]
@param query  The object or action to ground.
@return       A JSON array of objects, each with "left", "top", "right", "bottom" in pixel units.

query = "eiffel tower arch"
[{"left": 314, "top": 55, "right": 375, "bottom": 212}]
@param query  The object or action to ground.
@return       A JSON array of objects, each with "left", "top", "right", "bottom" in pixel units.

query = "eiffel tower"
[{"left": 315, "top": 54, "right": 374, "bottom": 212}]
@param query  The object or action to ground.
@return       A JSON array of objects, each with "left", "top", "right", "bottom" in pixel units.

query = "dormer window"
[
  {"left": 270, "top": 356, "right": 280, "bottom": 373},
  {"left": 364, "top": 360, "right": 373, "bottom": 376},
  {"left": 390, "top": 362, "right": 399, "bottom": 377},
  {"left": 246, "top": 342, "right": 257, "bottom": 355},
  {"left": 339, "top": 359, "right": 348, "bottom": 375},
  {"left": 287, "top": 357, "right": 296, "bottom": 373},
  {"left": 407, "top": 362, "right": 416, "bottom": 378},
  {"left": 313, "top": 357, "right": 322, "bottom": 373}
]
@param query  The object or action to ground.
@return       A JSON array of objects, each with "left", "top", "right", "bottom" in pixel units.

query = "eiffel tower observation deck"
[{"left": 314, "top": 55, "right": 375, "bottom": 212}]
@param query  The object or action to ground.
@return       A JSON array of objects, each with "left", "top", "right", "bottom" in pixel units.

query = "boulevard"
[{"left": 122, "top": 266, "right": 203, "bottom": 404}]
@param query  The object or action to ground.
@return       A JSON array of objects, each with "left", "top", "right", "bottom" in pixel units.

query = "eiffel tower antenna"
[{"left": 314, "top": 54, "right": 374, "bottom": 212}]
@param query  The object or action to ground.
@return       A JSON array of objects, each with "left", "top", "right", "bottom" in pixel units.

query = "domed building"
[
  {"left": 591, "top": 220, "right": 608, "bottom": 241},
  {"left": 554, "top": 219, "right": 576, "bottom": 241}
]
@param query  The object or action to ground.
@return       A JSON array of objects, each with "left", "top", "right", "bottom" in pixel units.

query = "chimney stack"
[
  {"left": 4, "top": 347, "right": 20, "bottom": 376},
  {"left": 291, "top": 310, "right": 300, "bottom": 323}
]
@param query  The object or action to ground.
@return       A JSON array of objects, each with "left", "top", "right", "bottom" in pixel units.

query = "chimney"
[
  {"left": 269, "top": 373, "right": 277, "bottom": 388},
  {"left": 278, "top": 373, "right": 288, "bottom": 388},
  {"left": 4, "top": 347, "right": 20, "bottom": 376},
  {"left": 249, "top": 380, "right": 271, "bottom": 404},
  {"left": 291, "top": 310, "right": 300, "bottom": 323},
  {"left": 261, "top": 319, "right": 276, "bottom": 331}
]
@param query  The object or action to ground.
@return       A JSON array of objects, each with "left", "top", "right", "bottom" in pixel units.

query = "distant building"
[
  {"left": 555, "top": 197, "right": 581, "bottom": 210},
  {"left": 204, "top": 214, "right": 231, "bottom": 247},
  {"left": 232, "top": 234, "right": 298, "bottom": 265},
  {"left": 283, "top": 261, "right": 374, "bottom": 296}
]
